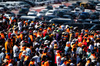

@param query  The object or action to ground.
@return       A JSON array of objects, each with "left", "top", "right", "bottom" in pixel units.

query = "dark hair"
[{"left": 36, "top": 52, "right": 39, "bottom": 56}]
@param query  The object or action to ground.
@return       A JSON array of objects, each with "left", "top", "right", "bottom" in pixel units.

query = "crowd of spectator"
[{"left": 0, "top": 3, "right": 100, "bottom": 66}]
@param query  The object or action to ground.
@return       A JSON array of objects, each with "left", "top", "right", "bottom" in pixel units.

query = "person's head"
[
  {"left": 35, "top": 52, "right": 39, "bottom": 56},
  {"left": 39, "top": 49, "right": 43, "bottom": 54}
]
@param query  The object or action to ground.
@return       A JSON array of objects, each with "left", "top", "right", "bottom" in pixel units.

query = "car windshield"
[
  {"left": 6, "top": 4, "right": 10, "bottom": 6},
  {"left": 39, "top": 11, "right": 44, "bottom": 13},
  {"left": 37, "top": 0, "right": 43, "bottom": 2},
  {"left": 0, "top": 5, "right": 4, "bottom": 7},
  {"left": 42, "top": 10, "right": 47, "bottom": 12},
  {"left": 48, "top": 11, "right": 53, "bottom": 13},
  {"left": 19, "top": 3, "right": 26, "bottom": 5}
]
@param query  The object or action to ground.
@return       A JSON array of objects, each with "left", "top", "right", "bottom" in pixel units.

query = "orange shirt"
[
  {"left": 24, "top": 56, "right": 29, "bottom": 61},
  {"left": 29, "top": 61, "right": 34, "bottom": 66},
  {"left": 20, "top": 46, "right": 26, "bottom": 51},
  {"left": 20, "top": 34, "right": 23, "bottom": 40},
  {"left": 29, "top": 35, "right": 33, "bottom": 42},
  {"left": 19, "top": 52, "right": 22, "bottom": 60},
  {"left": 44, "top": 61, "right": 49, "bottom": 66},
  {"left": 5, "top": 54, "right": 10, "bottom": 60},
  {"left": 0, "top": 33, "right": 5, "bottom": 39},
  {"left": 17, "top": 35, "right": 20, "bottom": 39}
]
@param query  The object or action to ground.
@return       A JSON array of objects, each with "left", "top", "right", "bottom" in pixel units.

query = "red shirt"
[{"left": 8, "top": 32, "right": 11, "bottom": 39}]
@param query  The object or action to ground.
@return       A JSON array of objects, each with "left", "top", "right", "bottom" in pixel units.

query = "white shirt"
[
  {"left": 13, "top": 45, "right": 19, "bottom": 57},
  {"left": 96, "top": 62, "right": 100, "bottom": 66},
  {"left": 56, "top": 56, "right": 61, "bottom": 66},
  {"left": 8, "top": 63, "right": 13, "bottom": 66},
  {"left": 61, "top": 63, "right": 66, "bottom": 66},
  {"left": 26, "top": 47, "right": 31, "bottom": 54},
  {"left": 89, "top": 44, "right": 94, "bottom": 52},
  {"left": 32, "top": 55, "right": 40, "bottom": 63},
  {"left": 18, "top": 22, "right": 22, "bottom": 30},
  {"left": 94, "top": 43, "right": 100, "bottom": 48}
]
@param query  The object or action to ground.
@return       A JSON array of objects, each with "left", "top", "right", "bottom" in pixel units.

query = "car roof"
[
  {"left": 45, "top": 15, "right": 57, "bottom": 17},
  {"left": 48, "top": 10, "right": 55, "bottom": 11},
  {"left": 97, "top": 3, "right": 100, "bottom": 6},
  {"left": 51, "top": 18, "right": 71, "bottom": 20},
  {"left": 20, "top": 16, "right": 37, "bottom": 20}
]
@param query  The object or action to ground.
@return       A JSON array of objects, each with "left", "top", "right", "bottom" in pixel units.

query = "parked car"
[
  {"left": 44, "top": 15, "right": 58, "bottom": 21},
  {"left": 56, "top": 10, "right": 66, "bottom": 17},
  {"left": 90, "top": 14, "right": 98, "bottom": 20},
  {"left": 70, "top": 11, "right": 78, "bottom": 19},
  {"left": 4, "top": 12, "right": 15, "bottom": 19},
  {"left": 27, "top": 11, "right": 37, "bottom": 16},
  {"left": 58, "top": 4, "right": 66, "bottom": 9},
  {"left": 37, "top": 11, "right": 46, "bottom": 17},
  {"left": 45, "top": 5, "right": 53, "bottom": 10},
  {"left": 77, "top": 19, "right": 84, "bottom": 23},
  {"left": 68, "top": 5, "right": 75, "bottom": 10},
  {"left": 50, "top": 0, "right": 55, "bottom": 4},
  {"left": 45, "top": 10, "right": 58, "bottom": 16},
  {"left": 20, "top": 16, "right": 39, "bottom": 22},
  {"left": 17, "top": 8, "right": 29, "bottom": 18},
  {"left": 0, "top": 7, "right": 4, "bottom": 12},
  {"left": 63, "top": 15, "right": 72, "bottom": 19},
  {"left": 86, "top": 2, "right": 96, "bottom": 9},
  {"left": 5, "top": 1, "right": 15, "bottom": 10},
  {"left": 63, "top": 7, "right": 72, "bottom": 14},
  {"left": 41, "top": 9, "right": 48, "bottom": 13},
  {"left": 0, "top": 4, "right": 9, "bottom": 11},
  {"left": 43, "top": 0, "right": 50, "bottom": 5},
  {"left": 49, "top": 18, "right": 73, "bottom": 24},
  {"left": 84, "top": 19, "right": 92, "bottom": 23},
  {"left": 90, "top": 12, "right": 99, "bottom": 19},
  {"left": 35, "top": 1, "right": 45, "bottom": 6},
  {"left": 74, "top": 7, "right": 82, "bottom": 14},
  {"left": 72, "top": 3, "right": 78, "bottom": 7},
  {"left": 89, "top": 24, "right": 100, "bottom": 32},
  {"left": 24, "top": 1, "right": 35, "bottom": 7},
  {"left": 76, "top": 1, "right": 82, "bottom": 6},
  {"left": 15, "top": 1, "right": 31, "bottom": 8},
  {"left": 79, "top": 12, "right": 90, "bottom": 19},
  {"left": 92, "top": 19, "right": 100, "bottom": 24},
  {"left": 84, "top": 9, "right": 93, "bottom": 15},
  {"left": 96, "top": 3, "right": 100, "bottom": 13}
]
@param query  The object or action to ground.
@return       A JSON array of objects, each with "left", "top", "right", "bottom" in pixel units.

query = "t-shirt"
[
  {"left": 26, "top": 47, "right": 31, "bottom": 55},
  {"left": 0, "top": 52, "right": 5, "bottom": 63},
  {"left": 32, "top": 56, "right": 40, "bottom": 63},
  {"left": 8, "top": 63, "right": 13, "bottom": 66},
  {"left": 56, "top": 56, "right": 61, "bottom": 66},
  {"left": 89, "top": 45, "right": 94, "bottom": 52},
  {"left": 13, "top": 45, "right": 19, "bottom": 57},
  {"left": 18, "top": 22, "right": 22, "bottom": 30}
]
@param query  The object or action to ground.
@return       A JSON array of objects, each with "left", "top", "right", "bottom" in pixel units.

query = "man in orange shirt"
[{"left": 5, "top": 39, "right": 12, "bottom": 54}]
